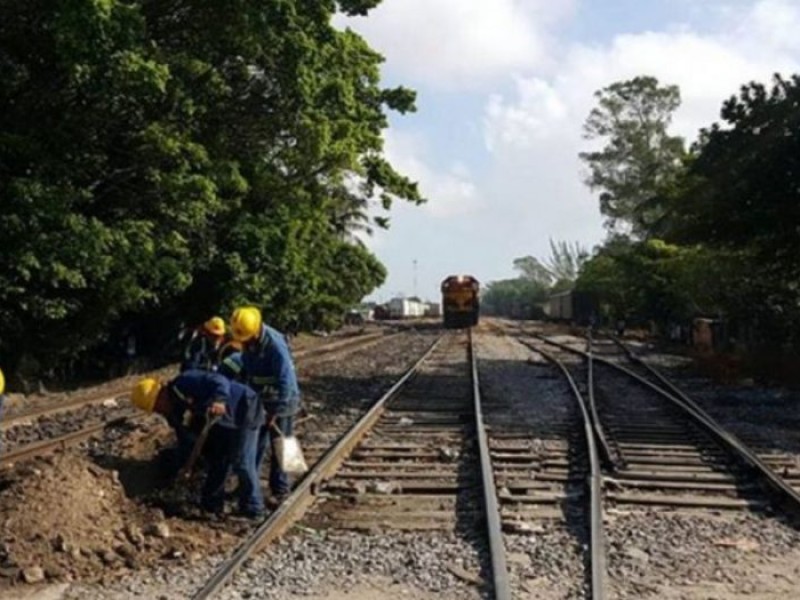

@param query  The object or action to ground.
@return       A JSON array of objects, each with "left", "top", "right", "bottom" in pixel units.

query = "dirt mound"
[{"left": 0, "top": 449, "right": 242, "bottom": 590}]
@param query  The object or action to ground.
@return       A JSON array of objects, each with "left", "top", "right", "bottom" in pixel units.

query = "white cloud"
[
  {"left": 739, "top": 0, "right": 800, "bottom": 52},
  {"left": 484, "top": 23, "right": 799, "bottom": 150},
  {"left": 339, "top": 0, "right": 576, "bottom": 89},
  {"left": 361, "top": 0, "right": 800, "bottom": 299},
  {"left": 383, "top": 130, "right": 481, "bottom": 218},
  {"left": 479, "top": 0, "right": 800, "bottom": 257}
]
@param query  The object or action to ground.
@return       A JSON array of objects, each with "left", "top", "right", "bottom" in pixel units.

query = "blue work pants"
[
  {"left": 201, "top": 425, "right": 263, "bottom": 515},
  {"left": 255, "top": 415, "right": 294, "bottom": 496}
]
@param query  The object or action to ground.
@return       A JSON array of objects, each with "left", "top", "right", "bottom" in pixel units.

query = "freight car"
[
  {"left": 441, "top": 275, "right": 480, "bottom": 328},
  {"left": 543, "top": 289, "right": 595, "bottom": 326},
  {"left": 387, "top": 297, "right": 426, "bottom": 319}
]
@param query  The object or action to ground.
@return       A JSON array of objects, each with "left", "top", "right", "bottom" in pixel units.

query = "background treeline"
[
  {"left": 577, "top": 74, "right": 800, "bottom": 358},
  {"left": 0, "top": 0, "right": 421, "bottom": 385},
  {"left": 489, "top": 73, "right": 799, "bottom": 372}
]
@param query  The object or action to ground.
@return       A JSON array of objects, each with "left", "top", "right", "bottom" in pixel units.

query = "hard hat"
[
  {"left": 203, "top": 316, "right": 226, "bottom": 337},
  {"left": 230, "top": 306, "right": 262, "bottom": 342},
  {"left": 131, "top": 378, "right": 162, "bottom": 413},
  {"left": 0, "top": 368, "right": 5, "bottom": 395}
]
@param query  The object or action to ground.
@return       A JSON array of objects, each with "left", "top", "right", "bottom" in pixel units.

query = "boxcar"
[
  {"left": 441, "top": 275, "right": 480, "bottom": 328},
  {"left": 545, "top": 289, "right": 595, "bottom": 326}
]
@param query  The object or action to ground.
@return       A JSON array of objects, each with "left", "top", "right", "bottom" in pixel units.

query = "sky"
[{"left": 339, "top": 0, "right": 800, "bottom": 303}]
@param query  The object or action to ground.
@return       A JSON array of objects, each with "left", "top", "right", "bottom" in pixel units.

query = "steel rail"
[
  {"left": 539, "top": 334, "right": 800, "bottom": 516},
  {"left": 191, "top": 333, "right": 445, "bottom": 600},
  {"left": 2, "top": 331, "right": 390, "bottom": 430},
  {"left": 518, "top": 338, "right": 606, "bottom": 600},
  {"left": 292, "top": 330, "right": 389, "bottom": 360},
  {"left": 584, "top": 332, "right": 616, "bottom": 470},
  {"left": 0, "top": 415, "right": 141, "bottom": 467},
  {"left": 2, "top": 392, "right": 132, "bottom": 429},
  {"left": 469, "top": 329, "right": 511, "bottom": 600}
]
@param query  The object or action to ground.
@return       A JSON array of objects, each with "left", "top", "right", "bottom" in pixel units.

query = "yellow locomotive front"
[{"left": 441, "top": 275, "right": 480, "bottom": 328}]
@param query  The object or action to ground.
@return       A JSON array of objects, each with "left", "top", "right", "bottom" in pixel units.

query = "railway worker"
[
  {"left": 217, "top": 337, "right": 243, "bottom": 367},
  {"left": 228, "top": 306, "right": 300, "bottom": 506},
  {"left": 180, "top": 316, "right": 227, "bottom": 372},
  {"left": 131, "top": 370, "right": 265, "bottom": 518}
]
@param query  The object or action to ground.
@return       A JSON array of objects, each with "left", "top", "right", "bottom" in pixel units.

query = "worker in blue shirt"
[
  {"left": 228, "top": 306, "right": 300, "bottom": 505},
  {"left": 180, "top": 316, "right": 227, "bottom": 372},
  {"left": 131, "top": 369, "right": 265, "bottom": 518}
]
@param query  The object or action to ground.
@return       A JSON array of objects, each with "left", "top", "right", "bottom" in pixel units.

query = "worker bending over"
[
  {"left": 225, "top": 306, "right": 300, "bottom": 506},
  {"left": 131, "top": 369, "right": 265, "bottom": 518}
]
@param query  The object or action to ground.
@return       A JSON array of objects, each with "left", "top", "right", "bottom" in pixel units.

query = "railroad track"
[
  {"left": 525, "top": 331, "right": 800, "bottom": 514},
  {"left": 189, "top": 331, "right": 523, "bottom": 599},
  {"left": 0, "top": 330, "right": 394, "bottom": 468},
  {"left": 601, "top": 335, "right": 800, "bottom": 506},
  {"left": 513, "top": 327, "right": 800, "bottom": 598}
]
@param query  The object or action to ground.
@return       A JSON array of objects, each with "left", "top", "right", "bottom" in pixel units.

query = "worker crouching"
[{"left": 131, "top": 370, "right": 266, "bottom": 518}]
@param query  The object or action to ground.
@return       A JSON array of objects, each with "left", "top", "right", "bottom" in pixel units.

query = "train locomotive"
[{"left": 441, "top": 275, "right": 480, "bottom": 328}]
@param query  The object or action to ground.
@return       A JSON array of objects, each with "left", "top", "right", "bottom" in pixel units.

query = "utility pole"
[{"left": 413, "top": 259, "right": 418, "bottom": 299}]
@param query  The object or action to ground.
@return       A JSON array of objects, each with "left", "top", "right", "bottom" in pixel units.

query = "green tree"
[
  {"left": 662, "top": 74, "right": 800, "bottom": 347},
  {"left": 580, "top": 76, "right": 685, "bottom": 237},
  {"left": 512, "top": 256, "right": 553, "bottom": 286},
  {"left": 0, "top": 0, "right": 421, "bottom": 379},
  {"left": 544, "top": 239, "right": 589, "bottom": 290},
  {"left": 481, "top": 278, "right": 549, "bottom": 319}
]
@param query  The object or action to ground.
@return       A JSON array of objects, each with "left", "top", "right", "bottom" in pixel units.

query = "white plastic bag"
[{"left": 272, "top": 429, "right": 309, "bottom": 476}]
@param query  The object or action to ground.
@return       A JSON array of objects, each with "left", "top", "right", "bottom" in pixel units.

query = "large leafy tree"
[
  {"left": 580, "top": 76, "right": 685, "bottom": 237},
  {"left": 662, "top": 74, "right": 800, "bottom": 346},
  {"left": 544, "top": 239, "right": 589, "bottom": 290},
  {"left": 0, "top": 0, "right": 421, "bottom": 378}
]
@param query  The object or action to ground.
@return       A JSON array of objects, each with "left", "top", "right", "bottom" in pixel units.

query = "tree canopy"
[
  {"left": 0, "top": 0, "right": 421, "bottom": 380},
  {"left": 577, "top": 73, "right": 800, "bottom": 354},
  {"left": 580, "top": 76, "right": 685, "bottom": 238}
]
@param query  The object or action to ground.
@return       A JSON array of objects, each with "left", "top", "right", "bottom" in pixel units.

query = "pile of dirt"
[{"left": 0, "top": 450, "right": 243, "bottom": 590}]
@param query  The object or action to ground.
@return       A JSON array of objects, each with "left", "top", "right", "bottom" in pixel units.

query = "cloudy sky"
[{"left": 340, "top": 0, "right": 800, "bottom": 303}]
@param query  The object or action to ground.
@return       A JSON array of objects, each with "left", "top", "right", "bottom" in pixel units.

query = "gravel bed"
[
  {"left": 606, "top": 511, "right": 800, "bottom": 599},
  {"left": 297, "top": 328, "right": 439, "bottom": 446},
  {"left": 505, "top": 531, "right": 586, "bottom": 599},
  {"left": 63, "top": 531, "right": 488, "bottom": 600},
  {"left": 225, "top": 530, "right": 488, "bottom": 600}
]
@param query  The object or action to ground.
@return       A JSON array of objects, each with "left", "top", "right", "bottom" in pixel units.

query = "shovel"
[{"left": 176, "top": 414, "right": 221, "bottom": 482}]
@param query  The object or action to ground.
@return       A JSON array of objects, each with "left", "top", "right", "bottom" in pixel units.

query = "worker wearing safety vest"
[
  {"left": 180, "top": 316, "right": 227, "bottom": 372},
  {"left": 226, "top": 306, "right": 300, "bottom": 505},
  {"left": 131, "top": 370, "right": 265, "bottom": 518}
]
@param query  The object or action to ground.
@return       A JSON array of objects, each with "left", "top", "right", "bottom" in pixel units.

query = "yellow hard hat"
[
  {"left": 203, "top": 316, "right": 226, "bottom": 337},
  {"left": 131, "top": 378, "right": 162, "bottom": 413},
  {"left": 230, "top": 306, "right": 262, "bottom": 342},
  {"left": 0, "top": 368, "right": 5, "bottom": 396}
]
